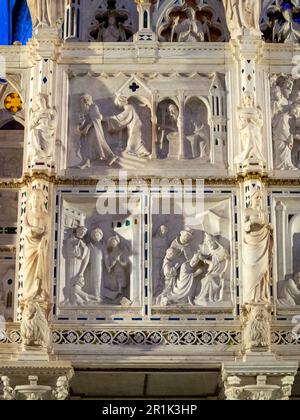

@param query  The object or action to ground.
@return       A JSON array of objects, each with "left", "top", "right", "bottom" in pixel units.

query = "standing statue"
[
  {"left": 62, "top": 226, "right": 91, "bottom": 305},
  {"left": 234, "top": 92, "right": 265, "bottom": 165},
  {"left": 156, "top": 248, "right": 181, "bottom": 306},
  {"left": 27, "top": 0, "right": 65, "bottom": 29},
  {"left": 77, "top": 94, "right": 117, "bottom": 169},
  {"left": 22, "top": 189, "right": 50, "bottom": 304},
  {"left": 223, "top": 0, "right": 261, "bottom": 35},
  {"left": 29, "top": 93, "right": 57, "bottom": 164},
  {"left": 152, "top": 225, "right": 169, "bottom": 296},
  {"left": 107, "top": 96, "right": 150, "bottom": 158},
  {"left": 242, "top": 190, "right": 273, "bottom": 304},
  {"left": 89, "top": 227, "right": 105, "bottom": 301},
  {"left": 170, "top": 228, "right": 194, "bottom": 261}
]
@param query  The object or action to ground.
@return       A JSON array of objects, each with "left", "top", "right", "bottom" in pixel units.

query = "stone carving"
[
  {"left": 29, "top": 93, "right": 57, "bottom": 165},
  {"left": 77, "top": 95, "right": 117, "bottom": 169},
  {"left": 20, "top": 301, "right": 50, "bottom": 349},
  {"left": 185, "top": 98, "right": 210, "bottom": 160},
  {"left": 61, "top": 220, "right": 133, "bottom": 307},
  {"left": 155, "top": 228, "right": 230, "bottom": 307},
  {"left": 27, "top": 0, "right": 65, "bottom": 30},
  {"left": 171, "top": 7, "right": 211, "bottom": 42},
  {"left": 223, "top": 0, "right": 262, "bottom": 36},
  {"left": 157, "top": 102, "right": 180, "bottom": 159},
  {"left": 234, "top": 92, "right": 265, "bottom": 166},
  {"left": 96, "top": 14, "right": 127, "bottom": 42},
  {"left": 277, "top": 273, "right": 300, "bottom": 306},
  {"left": 271, "top": 76, "right": 300, "bottom": 170},
  {"left": 263, "top": 1, "right": 300, "bottom": 44},
  {"left": 242, "top": 305, "right": 271, "bottom": 352},
  {"left": 152, "top": 225, "right": 169, "bottom": 296},
  {"left": 52, "top": 376, "right": 69, "bottom": 401},
  {"left": 22, "top": 188, "right": 50, "bottom": 305},
  {"left": 107, "top": 96, "right": 150, "bottom": 158},
  {"left": 1, "top": 376, "right": 15, "bottom": 400},
  {"left": 242, "top": 190, "right": 273, "bottom": 304},
  {"left": 194, "top": 234, "right": 229, "bottom": 306}
]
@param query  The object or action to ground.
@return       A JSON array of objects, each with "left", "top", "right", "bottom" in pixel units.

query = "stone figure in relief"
[
  {"left": 29, "top": 93, "right": 57, "bottom": 164},
  {"left": 77, "top": 95, "right": 117, "bottom": 169},
  {"left": 171, "top": 7, "right": 211, "bottom": 42},
  {"left": 22, "top": 189, "right": 50, "bottom": 304},
  {"left": 187, "top": 122, "right": 209, "bottom": 160},
  {"left": 194, "top": 234, "right": 229, "bottom": 305},
  {"left": 152, "top": 225, "right": 169, "bottom": 296},
  {"left": 104, "top": 235, "right": 131, "bottom": 303},
  {"left": 234, "top": 92, "right": 265, "bottom": 165},
  {"left": 243, "top": 305, "right": 271, "bottom": 351},
  {"left": 62, "top": 226, "right": 95, "bottom": 306},
  {"left": 52, "top": 377, "right": 69, "bottom": 401},
  {"left": 157, "top": 103, "right": 180, "bottom": 159},
  {"left": 277, "top": 273, "right": 300, "bottom": 306},
  {"left": 223, "top": 0, "right": 261, "bottom": 35},
  {"left": 1, "top": 377, "right": 15, "bottom": 400},
  {"left": 97, "top": 14, "right": 127, "bottom": 42},
  {"left": 167, "top": 253, "right": 203, "bottom": 305},
  {"left": 107, "top": 96, "right": 150, "bottom": 158},
  {"left": 20, "top": 301, "right": 50, "bottom": 348},
  {"left": 242, "top": 190, "right": 273, "bottom": 304},
  {"left": 27, "top": 0, "right": 64, "bottom": 29},
  {"left": 170, "top": 228, "right": 194, "bottom": 261},
  {"left": 89, "top": 227, "right": 105, "bottom": 302},
  {"left": 156, "top": 248, "right": 181, "bottom": 306}
]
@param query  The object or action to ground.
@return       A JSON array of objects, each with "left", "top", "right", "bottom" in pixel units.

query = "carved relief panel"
[
  {"left": 56, "top": 190, "right": 144, "bottom": 317},
  {"left": 65, "top": 72, "right": 228, "bottom": 177}
]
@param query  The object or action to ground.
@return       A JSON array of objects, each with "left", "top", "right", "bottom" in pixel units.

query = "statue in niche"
[
  {"left": 234, "top": 92, "right": 265, "bottom": 165},
  {"left": 22, "top": 189, "right": 50, "bottom": 305},
  {"left": 157, "top": 103, "right": 180, "bottom": 159},
  {"left": 242, "top": 190, "right": 273, "bottom": 304},
  {"left": 29, "top": 93, "right": 57, "bottom": 164},
  {"left": 170, "top": 228, "right": 194, "bottom": 261},
  {"left": 166, "top": 253, "right": 203, "bottom": 305},
  {"left": 187, "top": 122, "right": 209, "bottom": 160},
  {"left": 223, "top": 0, "right": 261, "bottom": 35},
  {"left": 97, "top": 13, "right": 127, "bottom": 42},
  {"left": 194, "top": 234, "right": 229, "bottom": 306},
  {"left": 27, "top": 0, "right": 64, "bottom": 29},
  {"left": 104, "top": 235, "right": 131, "bottom": 304},
  {"left": 185, "top": 98, "right": 210, "bottom": 160},
  {"left": 77, "top": 95, "right": 118, "bottom": 169},
  {"left": 89, "top": 227, "right": 105, "bottom": 302},
  {"left": 62, "top": 226, "right": 95, "bottom": 306},
  {"left": 20, "top": 301, "right": 50, "bottom": 349},
  {"left": 277, "top": 273, "right": 300, "bottom": 306},
  {"left": 152, "top": 225, "right": 169, "bottom": 297},
  {"left": 106, "top": 96, "right": 150, "bottom": 158},
  {"left": 171, "top": 7, "right": 211, "bottom": 42}
]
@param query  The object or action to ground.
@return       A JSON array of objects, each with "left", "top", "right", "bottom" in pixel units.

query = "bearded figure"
[{"left": 20, "top": 301, "right": 50, "bottom": 349}]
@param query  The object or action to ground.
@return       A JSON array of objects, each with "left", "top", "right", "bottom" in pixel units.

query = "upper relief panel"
[{"left": 65, "top": 72, "right": 228, "bottom": 178}]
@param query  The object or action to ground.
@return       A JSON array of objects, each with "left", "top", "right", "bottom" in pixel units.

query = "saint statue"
[
  {"left": 29, "top": 93, "right": 57, "bottom": 164},
  {"left": 223, "top": 0, "right": 261, "bottom": 36},
  {"left": 97, "top": 14, "right": 127, "bottom": 42},
  {"left": 242, "top": 190, "right": 273, "bottom": 304},
  {"left": 22, "top": 188, "right": 50, "bottom": 304},
  {"left": 27, "top": 0, "right": 65, "bottom": 30},
  {"left": 234, "top": 92, "right": 265, "bottom": 165},
  {"left": 152, "top": 225, "right": 169, "bottom": 297},
  {"left": 89, "top": 227, "right": 105, "bottom": 301},
  {"left": 107, "top": 96, "right": 150, "bottom": 158},
  {"left": 77, "top": 94, "right": 117, "bottom": 169}
]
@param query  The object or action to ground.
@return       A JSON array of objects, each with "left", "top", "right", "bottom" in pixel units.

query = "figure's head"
[
  {"left": 158, "top": 225, "right": 168, "bottom": 237},
  {"left": 168, "top": 103, "right": 179, "bottom": 120},
  {"left": 80, "top": 94, "right": 93, "bottom": 111},
  {"left": 75, "top": 226, "right": 88, "bottom": 239},
  {"left": 36, "top": 93, "right": 48, "bottom": 109},
  {"left": 115, "top": 95, "right": 128, "bottom": 108},
  {"left": 271, "top": 85, "right": 282, "bottom": 102},
  {"left": 57, "top": 376, "right": 68, "bottom": 388},
  {"left": 204, "top": 233, "right": 217, "bottom": 250},
  {"left": 186, "top": 7, "right": 196, "bottom": 20},
  {"left": 190, "top": 253, "right": 200, "bottom": 268},
  {"left": 108, "top": 15, "right": 117, "bottom": 26},
  {"left": 91, "top": 227, "right": 104, "bottom": 243},
  {"left": 28, "top": 189, "right": 46, "bottom": 213},
  {"left": 166, "top": 247, "right": 178, "bottom": 260},
  {"left": 280, "top": 78, "right": 293, "bottom": 99},
  {"left": 290, "top": 102, "right": 300, "bottom": 119},
  {"left": 107, "top": 235, "right": 121, "bottom": 249},
  {"left": 180, "top": 228, "right": 193, "bottom": 244},
  {"left": 294, "top": 273, "right": 300, "bottom": 287},
  {"left": 242, "top": 92, "right": 254, "bottom": 108},
  {"left": 250, "top": 189, "right": 263, "bottom": 210}
]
